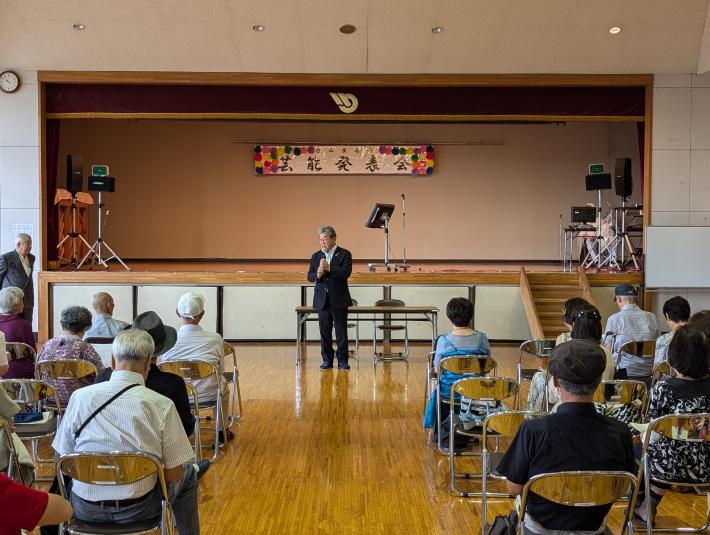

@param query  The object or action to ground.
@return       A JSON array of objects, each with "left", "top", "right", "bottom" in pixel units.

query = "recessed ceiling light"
[
  {"left": 252, "top": 25, "right": 265, "bottom": 32},
  {"left": 431, "top": 26, "right": 444, "bottom": 33},
  {"left": 339, "top": 24, "right": 357, "bottom": 34},
  {"left": 72, "top": 23, "right": 86, "bottom": 31},
  {"left": 609, "top": 26, "right": 621, "bottom": 34}
]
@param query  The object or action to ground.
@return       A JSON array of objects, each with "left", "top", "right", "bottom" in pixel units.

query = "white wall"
[
  {"left": 650, "top": 73, "right": 710, "bottom": 315},
  {"left": 0, "top": 70, "right": 40, "bottom": 328}
]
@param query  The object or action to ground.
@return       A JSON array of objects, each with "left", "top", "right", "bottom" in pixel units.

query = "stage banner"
[{"left": 254, "top": 144, "right": 435, "bottom": 175}]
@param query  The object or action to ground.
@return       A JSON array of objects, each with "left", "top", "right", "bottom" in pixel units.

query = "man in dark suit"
[
  {"left": 307, "top": 226, "right": 353, "bottom": 370},
  {"left": 0, "top": 233, "right": 35, "bottom": 323}
]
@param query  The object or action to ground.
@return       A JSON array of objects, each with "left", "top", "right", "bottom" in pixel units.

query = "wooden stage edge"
[{"left": 38, "top": 260, "right": 643, "bottom": 343}]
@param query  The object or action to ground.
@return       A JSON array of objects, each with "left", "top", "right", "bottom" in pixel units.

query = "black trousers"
[{"left": 318, "top": 297, "right": 349, "bottom": 364}]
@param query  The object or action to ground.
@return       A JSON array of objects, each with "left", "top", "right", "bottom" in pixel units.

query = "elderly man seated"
[
  {"left": 52, "top": 329, "right": 200, "bottom": 534},
  {"left": 603, "top": 284, "right": 660, "bottom": 379},
  {"left": 496, "top": 340, "right": 635, "bottom": 534},
  {"left": 160, "top": 292, "right": 230, "bottom": 433},
  {"left": 83, "top": 292, "right": 130, "bottom": 339}
]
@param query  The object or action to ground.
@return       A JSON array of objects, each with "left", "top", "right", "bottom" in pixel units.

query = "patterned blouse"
[
  {"left": 36, "top": 333, "right": 104, "bottom": 406},
  {"left": 647, "top": 377, "right": 710, "bottom": 482}
]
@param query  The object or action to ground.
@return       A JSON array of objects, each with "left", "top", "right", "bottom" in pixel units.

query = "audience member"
[
  {"left": 654, "top": 296, "right": 690, "bottom": 365},
  {"left": 83, "top": 292, "right": 130, "bottom": 339},
  {"left": 160, "top": 292, "right": 229, "bottom": 437},
  {"left": 53, "top": 329, "right": 200, "bottom": 534},
  {"left": 0, "top": 287, "right": 35, "bottom": 379},
  {"left": 555, "top": 297, "right": 589, "bottom": 346},
  {"left": 497, "top": 340, "right": 635, "bottom": 534},
  {"left": 634, "top": 326, "right": 710, "bottom": 526},
  {"left": 423, "top": 298, "right": 490, "bottom": 439},
  {"left": 36, "top": 306, "right": 103, "bottom": 406},
  {"left": 603, "top": 284, "right": 660, "bottom": 379},
  {"left": 433, "top": 298, "right": 490, "bottom": 368},
  {"left": 95, "top": 311, "right": 196, "bottom": 438},
  {"left": 0, "top": 233, "right": 34, "bottom": 323},
  {"left": 688, "top": 309, "right": 710, "bottom": 337},
  {"left": 528, "top": 304, "right": 613, "bottom": 411},
  {"left": 0, "top": 472, "right": 72, "bottom": 534}
]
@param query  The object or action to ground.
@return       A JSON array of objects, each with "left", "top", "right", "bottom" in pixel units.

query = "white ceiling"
[{"left": 1, "top": 0, "right": 709, "bottom": 74}]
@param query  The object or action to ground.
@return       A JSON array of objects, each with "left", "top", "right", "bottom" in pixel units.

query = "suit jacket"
[
  {"left": 307, "top": 247, "right": 353, "bottom": 310},
  {"left": 0, "top": 251, "right": 34, "bottom": 309},
  {"left": 95, "top": 365, "right": 196, "bottom": 437}
]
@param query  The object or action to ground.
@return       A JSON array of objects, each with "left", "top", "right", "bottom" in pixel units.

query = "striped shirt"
[
  {"left": 603, "top": 304, "right": 660, "bottom": 377},
  {"left": 52, "top": 370, "right": 194, "bottom": 501}
]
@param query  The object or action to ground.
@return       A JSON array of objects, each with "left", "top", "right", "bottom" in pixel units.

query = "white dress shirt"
[
  {"left": 159, "top": 324, "right": 225, "bottom": 403},
  {"left": 52, "top": 370, "right": 194, "bottom": 501}
]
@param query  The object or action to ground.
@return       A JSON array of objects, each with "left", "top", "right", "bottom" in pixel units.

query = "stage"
[{"left": 38, "top": 260, "right": 644, "bottom": 344}]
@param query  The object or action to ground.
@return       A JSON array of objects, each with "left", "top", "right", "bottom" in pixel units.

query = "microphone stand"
[{"left": 400, "top": 193, "right": 409, "bottom": 272}]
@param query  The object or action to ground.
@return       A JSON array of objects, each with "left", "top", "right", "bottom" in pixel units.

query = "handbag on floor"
[{"left": 486, "top": 510, "right": 518, "bottom": 535}]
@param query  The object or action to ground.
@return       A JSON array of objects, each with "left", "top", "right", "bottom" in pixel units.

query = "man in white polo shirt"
[{"left": 52, "top": 329, "right": 200, "bottom": 533}]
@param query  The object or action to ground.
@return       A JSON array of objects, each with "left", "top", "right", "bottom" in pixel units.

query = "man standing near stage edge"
[
  {"left": 308, "top": 226, "right": 353, "bottom": 371},
  {"left": 0, "top": 233, "right": 34, "bottom": 323}
]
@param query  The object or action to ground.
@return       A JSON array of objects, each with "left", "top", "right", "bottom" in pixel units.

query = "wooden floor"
[
  {"left": 32, "top": 342, "right": 707, "bottom": 534},
  {"left": 191, "top": 343, "right": 705, "bottom": 534}
]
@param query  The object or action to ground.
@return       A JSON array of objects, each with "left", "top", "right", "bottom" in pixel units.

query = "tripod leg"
[
  {"left": 625, "top": 234, "right": 640, "bottom": 270},
  {"left": 76, "top": 241, "right": 100, "bottom": 270},
  {"left": 100, "top": 241, "right": 131, "bottom": 271}
]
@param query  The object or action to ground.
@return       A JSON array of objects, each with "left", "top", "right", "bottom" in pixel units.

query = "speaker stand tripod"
[
  {"left": 602, "top": 198, "right": 641, "bottom": 271},
  {"left": 581, "top": 189, "right": 620, "bottom": 270},
  {"left": 76, "top": 191, "right": 130, "bottom": 271},
  {"left": 57, "top": 193, "right": 93, "bottom": 269}
]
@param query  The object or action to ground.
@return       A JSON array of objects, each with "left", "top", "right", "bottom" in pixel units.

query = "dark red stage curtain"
[
  {"left": 637, "top": 122, "right": 645, "bottom": 196},
  {"left": 45, "top": 84, "right": 645, "bottom": 118},
  {"left": 45, "top": 119, "right": 60, "bottom": 262}
]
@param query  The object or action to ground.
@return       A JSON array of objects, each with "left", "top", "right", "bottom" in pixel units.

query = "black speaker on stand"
[
  {"left": 614, "top": 157, "right": 633, "bottom": 198},
  {"left": 610, "top": 157, "right": 640, "bottom": 270}
]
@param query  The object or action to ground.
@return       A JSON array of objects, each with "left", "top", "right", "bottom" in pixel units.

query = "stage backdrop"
[{"left": 57, "top": 120, "right": 641, "bottom": 261}]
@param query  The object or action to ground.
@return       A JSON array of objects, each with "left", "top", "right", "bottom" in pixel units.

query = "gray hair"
[
  {"left": 14, "top": 233, "right": 31, "bottom": 245},
  {"left": 558, "top": 377, "right": 601, "bottom": 397},
  {"left": 617, "top": 295, "right": 637, "bottom": 305},
  {"left": 59, "top": 306, "right": 92, "bottom": 334},
  {"left": 0, "top": 287, "right": 23, "bottom": 314},
  {"left": 112, "top": 329, "right": 155, "bottom": 364},
  {"left": 318, "top": 226, "right": 336, "bottom": 238}
]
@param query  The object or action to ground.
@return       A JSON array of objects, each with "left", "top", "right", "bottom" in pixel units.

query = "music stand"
[{"left": 365, "top": 203, "right": 408, "bottom": 272}]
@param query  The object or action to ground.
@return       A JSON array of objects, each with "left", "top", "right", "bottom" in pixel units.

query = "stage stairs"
[{"left": 519, "top": 266, "right": 597, "bottom": 340}]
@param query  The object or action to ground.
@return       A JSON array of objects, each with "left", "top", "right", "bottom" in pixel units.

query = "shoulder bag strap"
[{"left": 74, "top": 383, "right": 139, "bottom": 439}]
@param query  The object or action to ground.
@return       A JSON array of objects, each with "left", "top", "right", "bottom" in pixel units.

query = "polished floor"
[{"left": 32, "top": 342, "right": 708, "bottom": 534}]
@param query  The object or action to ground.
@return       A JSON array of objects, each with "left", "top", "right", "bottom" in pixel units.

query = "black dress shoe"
[
  {"left": 320, "top": 361, "right": 334, "bottom": 370},
  {"left": 337, "top": 362, "right": 350, "bottom": 370}
]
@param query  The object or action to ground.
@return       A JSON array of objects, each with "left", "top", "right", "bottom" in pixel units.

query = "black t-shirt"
[{"left": 496, "top": 402, "right": 635, "bottom": 531}]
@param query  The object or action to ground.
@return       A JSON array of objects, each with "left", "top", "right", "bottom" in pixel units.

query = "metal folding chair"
[
  {"left": 185, "top": 382, "right": 202, "bottom": 461},
  {"left": 617, "top": 340, "right": 657, "bottom": 381},
  {"left": 5, "top": 342, "right": 36, "bottom": 376},
  {"left": 222, "top": 342, "right": 243, "bottom": 424},
  {"left": 36, "top": 359, "right": 99, "bottom": 408},
  {"left": 593, "top": 379, "right": 648, "bottom": 425},
  {"left": 448, "top": 376, "right": 519, "bottom": 494},
  {"left": 0, "top": 378, "right": 63, "bottom": 480},
  {"left": 652, "top": 360, "right": 672, "bottom": 386},
  {"left": 517, "top": 339, "right": 556, "bottom": 410},
  {"left": 373, "top": 299, "right": 409, "bottom": 362},
  {"left": 636, "top": 413, "right": 710, "bottom": 535},
  {"left": 57, "top": 451, "right": 173, "bottom": 535},
  {"left": 480, "top": 411, "right": 547, "bottom": 533},
  {"left": 518, "top": 471, "right": 638, "bottom": 535},
  {"left": 0, "top": 415, "right": 23, "bottom": 484},
  {"left": 434, "top": 355, "right": 497, "bottom": 454},
  {"left": 157, "top": 360, "right": 227, "bottom": 462}
]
